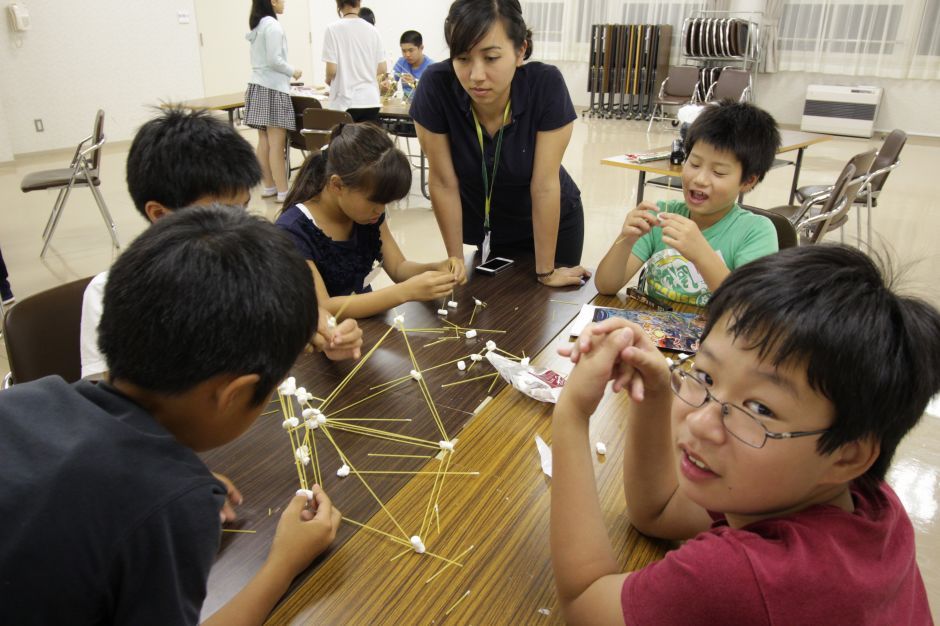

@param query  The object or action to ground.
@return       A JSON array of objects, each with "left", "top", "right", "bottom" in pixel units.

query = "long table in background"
[
  {"left": 200, "top": 253, "right": 694, "bottom": 623},
  {"left": 602, "top": 129, "right": 831, "bottom": 205}
]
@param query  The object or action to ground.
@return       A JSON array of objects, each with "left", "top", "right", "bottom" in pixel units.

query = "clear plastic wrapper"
[{"left": 485, "top": 352, "right": 567, "bottom": 404}]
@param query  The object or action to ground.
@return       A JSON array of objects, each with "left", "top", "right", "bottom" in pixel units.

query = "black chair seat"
[
  {"left": 21, "top": 168, "right": 101, "bottom": 192},
  {"left": 742, "top": 205, "right": 797, "bottom": 249},
  {"left": 766, "top": 204, "right": 804, "bottom": 224}
]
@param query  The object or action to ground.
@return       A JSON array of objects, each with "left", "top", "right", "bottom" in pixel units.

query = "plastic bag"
[{"left": 485, "top": 352, "right": 566, "bottom": 404}]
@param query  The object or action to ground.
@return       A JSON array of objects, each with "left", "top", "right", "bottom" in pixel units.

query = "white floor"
[{"left": 1, "top": 115, "right": 938, "bottom": 617}]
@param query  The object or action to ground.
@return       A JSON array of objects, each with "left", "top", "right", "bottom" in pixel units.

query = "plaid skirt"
[{"left": 244, "top": 83, "right": 296, "bottom": 131}]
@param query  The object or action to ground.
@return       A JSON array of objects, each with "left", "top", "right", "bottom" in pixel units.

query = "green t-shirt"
[{"left": 632, "top": 200, "right": 778, "bottom": 307}]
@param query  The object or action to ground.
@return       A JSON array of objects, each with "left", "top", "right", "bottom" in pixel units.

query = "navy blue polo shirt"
[{"left": 410, "top": 60, "right": 582, "bottom": 247}]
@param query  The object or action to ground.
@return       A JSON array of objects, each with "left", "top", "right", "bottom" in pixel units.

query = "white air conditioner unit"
[{"left": 801, "top": 85, "right": 883, "bottom": 138}]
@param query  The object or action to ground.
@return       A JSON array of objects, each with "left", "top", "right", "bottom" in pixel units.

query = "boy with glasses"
[{"left": 550, "top": 245, "right": 937, "bottom": 624}]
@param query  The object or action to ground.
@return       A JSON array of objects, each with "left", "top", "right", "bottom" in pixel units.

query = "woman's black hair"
[
  {"left": 281, "top": 122, "right": 412, "bottom": 210},
  {"left": 445, "top": 0, "right": 533, "bottom": 60},
  {"left": 249, "top": 0, "right": 276, "bottom": 30}
]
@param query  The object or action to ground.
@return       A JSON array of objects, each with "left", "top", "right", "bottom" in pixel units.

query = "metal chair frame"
[{"left": 647, "top": 66, "right": 701, "bottom": 133}]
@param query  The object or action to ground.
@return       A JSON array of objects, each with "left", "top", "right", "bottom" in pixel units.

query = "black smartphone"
[{"left": 474, "top": 257, "right": 515, "bottom": 275}]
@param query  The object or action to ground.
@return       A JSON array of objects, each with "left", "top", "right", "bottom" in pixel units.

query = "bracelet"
[{"left": 535, "top": 269, "right": 555, "bottom": 279}]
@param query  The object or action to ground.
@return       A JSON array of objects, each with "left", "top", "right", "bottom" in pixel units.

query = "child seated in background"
[
  {"left": 594, "top": 100, "right": 781, "bottom": 307},
  {"left": 393, "top": 30, "right": 433, "bottom": 99},
  {"left": 551, "top": 245, "right": 937, "bottom": 624},
  {"left": 0, "top": 207, "right": 341, "bottom": 625},
  {"left": 80, "top": 108, "right": 361, "bottom": 380},
  {"left": 276, "top": 122, "right": 458, "bottom": 319}
]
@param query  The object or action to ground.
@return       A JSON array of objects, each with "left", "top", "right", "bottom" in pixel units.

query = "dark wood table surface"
[{"left": 199, "top": 253, "right": 599, "bottom": 619}]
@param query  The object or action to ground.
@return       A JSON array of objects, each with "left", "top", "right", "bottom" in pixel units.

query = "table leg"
[
  {"left": 227, "top": 109, "right": 235, "bottom": 127},
  {"left": 637, "top": 171, "right": 646, "bottom": 204},
  {"left": 789, "top": 147, "right": 805, "bottom": 205}
]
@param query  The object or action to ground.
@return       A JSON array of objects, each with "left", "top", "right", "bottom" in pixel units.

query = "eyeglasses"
[{"left": 668, "top": 362, "right": 829, "bottom": 449}]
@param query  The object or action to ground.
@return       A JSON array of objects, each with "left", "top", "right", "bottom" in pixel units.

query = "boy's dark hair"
[
  {"left": 249, "top": 0, "right": 276, "bottom": 29},
  {"left": 683, "top": 100, "right": 780, "bottom": 183},
  {"left": 336, "top": 0, "right": 360, "bottom": 10},
  {"left": 359, "top": 7, "right": 374, "bottom": 24},
  {"left": 445, "top": 0, "right": 533, "bottom": 60},
  {"left": 126, "top": 107, "right": 261, "bottom": 218},
  {"left": 703, "top": 245, "right": 940, "bottom": 491},
  {"left": 99, "top": 206, "right": 317, "bottom": 406},
  {"left": 282, "top": 122, "right": 411, "bottom": 209},
  {"left": 401, "top": 30, "right": 423, "bottom": 47}
]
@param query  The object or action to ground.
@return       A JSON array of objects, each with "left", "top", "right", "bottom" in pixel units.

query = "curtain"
[
  {"left": 777, "top": 0, "right": 940, "bottom": 79},
  {"left": 760, "top": 0, "right": 786, "bottom": 72}
]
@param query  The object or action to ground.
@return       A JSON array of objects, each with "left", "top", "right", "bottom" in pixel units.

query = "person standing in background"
[
  {"left": 244, "top": 0, "right": 302, "bottom": 203},
  {"left": 323, "top": 0, "right": 387, "bottom": 124},
  {"left": 359, "top": 7, "right": 375, "bottom": 24}
]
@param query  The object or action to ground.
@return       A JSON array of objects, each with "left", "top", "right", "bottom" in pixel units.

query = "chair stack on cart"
[
  {"left": 680, "top": 13, "right": 761, "bottom": 102},
  {"left": 584, "top": 24, "right": 672, "bottom": 120}
]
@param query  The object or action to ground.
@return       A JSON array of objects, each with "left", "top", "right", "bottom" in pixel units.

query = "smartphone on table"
[{"left": 474, "top": 257, "right": 514, "bottom": 276}]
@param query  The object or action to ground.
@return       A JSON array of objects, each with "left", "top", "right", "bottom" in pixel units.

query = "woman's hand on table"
[{"left": 538, "top": 266, "right": 592, "bottom": 287}]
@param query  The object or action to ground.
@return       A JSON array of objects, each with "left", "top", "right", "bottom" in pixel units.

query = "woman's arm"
[{"left": 414, "top": 122, "right": 468, "bottom": 284}]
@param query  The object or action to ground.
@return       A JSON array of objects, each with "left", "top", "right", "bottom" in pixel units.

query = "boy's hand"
[
  {"left": 403, "top": 270, "right": 457, "bottom": 302},
  {"left": 212, "top": 472, "right": 243, "bottom": 523},
  {"left": 268, "top": 486, "right": 342, "bottom": 579},
  {"left": 617, "top": 201, "right": 662, "bottom": 246},
  {"left": 658, "top": 213, "right": 712, "bottom": 264}
]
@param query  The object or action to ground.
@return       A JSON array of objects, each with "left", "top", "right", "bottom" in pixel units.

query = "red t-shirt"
[{"left": 621, "top": 482, "right": 932, "bottom": 625}]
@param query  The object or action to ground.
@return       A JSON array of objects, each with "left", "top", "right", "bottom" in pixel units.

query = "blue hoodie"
[{"left": 246, "top": 16, "right": 293, "bottom": 93}]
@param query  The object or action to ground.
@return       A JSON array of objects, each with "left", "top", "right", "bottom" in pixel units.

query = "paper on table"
[
  {"left": 534, "top": 435, "right": 552, "bottom": 478},
  {"left": 569, "top": 304, "right": 597, "bottom": 338}
]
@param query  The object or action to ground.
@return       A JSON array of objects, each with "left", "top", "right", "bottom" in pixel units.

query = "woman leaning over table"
[
  {"left": 245, "top": 0, "right": 302, "bottom": 202},
  {"left": 410, "top": 0, "right": 591, "bottom": 288}
]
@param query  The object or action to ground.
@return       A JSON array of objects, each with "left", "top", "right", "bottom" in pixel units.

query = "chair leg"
[
  {"left": 40, "top": 178, "right": 80, "bottom": 258},
  {"left": 88, "top": 181, "right": 120, "bottom": 251},
  {"left": 646, "top": 104, "right": 660, "bottom": 133},
  {"left": 41, "top": 188, "right": 68, "bottom": 241}
]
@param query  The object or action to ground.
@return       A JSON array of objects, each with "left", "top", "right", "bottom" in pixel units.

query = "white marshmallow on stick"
[
  {"left": 595, "top": 442, "right": 607, "bottom": 455},
  {"left": 410, "top": 369, "right": 422, "bottom": 381},
  {"left": 485, "top": 340, "right": 496, "bottom": 352},
  {"left": 457, "top": 360, "right": 466, "bottom": 371},
  {"left": 336, "top": 464, "right": 350, "bottom": 478},
  {"left": 447, "top": 300, "right": 458, "bottom": 308},
  {"left": 296, "top": 489, "right": 314, "bottom": 501},
  {"left": 464, "top": 329, "right": 478, "bottom": 339},
  {"left": 437, "top": 308, "right": 448, "bottom": 316},
  {"left": 410, "top": 535, "right": 426, "bottom": 554}
]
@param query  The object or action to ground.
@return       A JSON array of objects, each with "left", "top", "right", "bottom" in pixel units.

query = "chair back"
[
  {"left": 742, "top": 205, "right": 797, "bottom": 249},
  {"left": 288, "top": 96, "right": 324, "bottom": 151},
  {"left": 663, "top": 66, "right": 700, "bottom": 99},
  {"left": 89, "top": 109, "right": 105, "bottom": 171},
  {"left": 3, "top": 276, "right": 93, "bottom": 385},
  {"left": 868, "top": 129, "right": 907, "bottom": 195},
  {"left": 709, "top": 68, "right": 750, "bottom": 102},
  {"left": 798, "top": 163, "right": 857, "bottom": 244},
  {"left": 300, "top": 109, "right": 354, "bottom": 152}
]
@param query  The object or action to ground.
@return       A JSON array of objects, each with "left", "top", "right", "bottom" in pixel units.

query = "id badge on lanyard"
[{"left": 473, "top": 99, "right": 511, "bottom": 264}]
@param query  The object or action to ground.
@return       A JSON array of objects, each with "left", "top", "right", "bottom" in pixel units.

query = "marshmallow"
[
  {"left": 305, "top": 418, "right": 319, "bottom": 430},
  {"left": 447, "top": 300, "right": 458, "bottom": 308},
  {"left": 278, "top": 377, "right": 297, "bottom": 396},
  {"left": 296, "top": 488, "right": 314, "bottom": 500},
  {"left": 437, "top": 308, "right": 448, "bottom": 316},
  {"left": 470, "top": 353, "right": 483, "bottom": 362},
  {"left": 464, "top": 329, "right": 478, "bottom": 339},
  {"left": 295, "top": 387, "right": 311, "bottom": 403},
  {"left": 457, "top": 360, "right": 466, "bottom": 371},
  {"left": 327, "top": 316, "right": 337, "bottom": 329},
  {"left": 485, "top": 340, "right": 497, "bottom": 351},
  {"left": 439, "top": 440, "right": 455, "bottom": 451},
  {"left": 410, "top": 369, "right": 422, "bottom": 381},
  {"left": 473, "top": 298, "right": 483, "bottom": 306},
  {"left": 282, "top": 417, "right": 300, "bottom": 430},
  {"left": 336, "top": 464, "right": 350, "bottom": 478},
  {"left": 665, "top": 357, "right": 675, "bottom": 368},
  {"left": 302, "top": 408, "right": 317, "bottom": 419},
  {"left": 393, "top": 314, "right": 405, "bottom": 326},
  {"left": 520, "top": 357, "right": 530, "bottom": 367},
  {"left": 678, "top": 353, "right": 692, "bottom": 362},
  {"left": 295, "top": 446, "right": 311, "bottom": 465},
  {"left": 410, "top": 535, "right": 426, "bottom": 554},
  {"left": 595, "top": 442, "right": 607, "bottom": 455},
  {"left": 317, "top": 413, "right": 327, "bottom": 425}
]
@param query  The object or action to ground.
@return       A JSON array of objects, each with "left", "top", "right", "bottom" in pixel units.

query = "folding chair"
[
  {"left": 703, "top": 68, "right": 751, "bottom": 103},
  {"left": 647, "top": 66, "right": 701, "bottom": 133},
  {"left": 287, "top": 96, "right": 324, "bottom": 176},
  {"left": 3, "top": 276, "right": 93, "bottom": 386},
  {"left": 21, "top": 110, "right": 119, "bottom": 258},
  {"left": 300, "top": 109, "right": 355, "bottom": 152},
  {"left": 742, "top": 205, "right": 798, "bottom": 249}
]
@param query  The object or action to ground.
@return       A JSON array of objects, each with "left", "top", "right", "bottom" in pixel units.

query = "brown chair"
[
  {"left": 647, "top": 65, "right": 701, "bottom": 132},
  {"left": 704, "top": 68, "right": 751, "bottom": 103},
  {"left": 300, "top": 108, "right": 354, "bottom": 152},
  {"left": 3, "top": 276, "right": 93, "bottom": 386},
  {"left": 286, "top": 96, "right": 324, "bottom": 175},
  {"left": 21, "top": 110, "right": 119, "bottom": 258},
  {"left": 742, "top": 205, "right": 798, "bottom": 249},
  {"left": 793, "top": 129, "right": 906, "bottom": 246}
]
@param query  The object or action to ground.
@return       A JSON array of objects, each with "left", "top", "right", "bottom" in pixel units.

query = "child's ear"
[
  {"left": 739, "top": 174, "right": 759, "bottom": 194},
  {"left": 824, "top": 436, "right": 881, "bottom": 484},
  {"left": 144, "top": 201, "right": 173, "bottom": 223},
  {"left": 328, "top": 174, "right": 345, "bottom": 194},
  {"left": 215, "top": 374, "right": 262, "bottom": 415}
]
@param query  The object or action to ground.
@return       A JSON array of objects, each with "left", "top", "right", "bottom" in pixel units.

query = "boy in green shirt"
[{"left": 595, "top": 101, "right": 781, "bottom": 307}]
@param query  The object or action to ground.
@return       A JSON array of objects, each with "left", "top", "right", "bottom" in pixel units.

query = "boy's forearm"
[
  {"left": 622, "top": 392, "right": 681, "bottom": 534},
  {"left": 201, "top": 561, "right": 293, "bottom": 626},
  {"left": 595, "top": 239, "right": 635, "bottom": 295},
  {"left": 550, "top": 398, "right": 621, "bottom": 603}
]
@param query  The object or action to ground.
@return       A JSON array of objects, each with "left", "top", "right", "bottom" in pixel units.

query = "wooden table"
[
  {"left": 602, "top": 129, "right": 831, "bottom": 205},
  {"left": 168, "top": 92, "right": 246, "bottom": 126},
  {"left": 199, "top": 253, "right": 631, "bottom": 622}
]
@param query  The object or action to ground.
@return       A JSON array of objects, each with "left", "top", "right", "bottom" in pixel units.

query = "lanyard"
[{"left": 471, "top": 98, "right": 511, "bottom": 231}]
